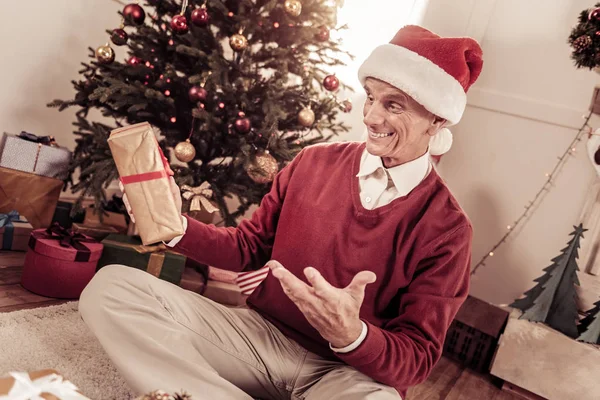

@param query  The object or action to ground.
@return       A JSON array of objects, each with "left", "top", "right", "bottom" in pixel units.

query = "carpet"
[{"left": 0, "top": 302, "right": 135, "bottom": 399}]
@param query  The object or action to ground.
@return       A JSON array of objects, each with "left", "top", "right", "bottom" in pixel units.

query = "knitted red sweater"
[{"left": 173, "top": 141, "right": 472, "bottom": 398}]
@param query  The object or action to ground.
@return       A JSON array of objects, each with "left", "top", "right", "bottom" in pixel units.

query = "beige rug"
[{"left": 0, "top": 302, "right": 135, "bottom": 399}]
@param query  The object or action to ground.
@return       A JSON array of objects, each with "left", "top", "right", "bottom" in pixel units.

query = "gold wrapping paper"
[
  {"left": 108, "top": 122, "right": 184, "bottom": 245},
  {"left": 0, "top": 167, "right": 63, "bottom": 229}
]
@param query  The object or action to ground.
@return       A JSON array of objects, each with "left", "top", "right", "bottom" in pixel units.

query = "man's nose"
[{"left": 363, "top": 103, "right": 385, "bottom": 128}]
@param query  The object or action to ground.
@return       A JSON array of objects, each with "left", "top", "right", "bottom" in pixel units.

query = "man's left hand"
[{"left": 267, "top": 260, "right": 376, "bottom": 349}]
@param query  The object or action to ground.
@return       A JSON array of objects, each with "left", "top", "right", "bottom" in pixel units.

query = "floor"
[{"left": 0, "top": 250, "right": 531, "bottom": 400}]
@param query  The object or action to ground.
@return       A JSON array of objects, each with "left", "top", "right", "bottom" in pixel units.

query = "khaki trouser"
[{"left": 79, "top": 265, "right": 401, "bottom": 400}]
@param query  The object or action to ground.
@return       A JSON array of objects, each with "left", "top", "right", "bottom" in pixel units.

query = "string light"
[{"left": 471, "top": 111, "right": 593, "bottom": 276}]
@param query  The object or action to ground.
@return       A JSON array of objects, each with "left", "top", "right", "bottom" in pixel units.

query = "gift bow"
[
  {"left": 0, "top": 371, "right": 88, "bottom": 400},
  {"left": 181, "top": 182, "right": 219, "bottom": 213},
  {"left": 0, "top": 211, "right": 26, "bottom": 250},
  {"left": 18, "top": 131, "right": 56, "bottom": 147},
  {"left": 44, "top": 223, "right": 96, "bottom": 250},
  {"left": 0, "top": 210, "right": 24, "bottom": 228}
]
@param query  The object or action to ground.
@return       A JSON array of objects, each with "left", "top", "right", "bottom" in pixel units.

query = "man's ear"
[{"left": 427, "top": 116, "right": 447, "bottom": 137}]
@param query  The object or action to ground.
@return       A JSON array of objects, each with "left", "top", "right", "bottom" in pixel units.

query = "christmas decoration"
[
  {"left": 229, "top": 32, "right": 248, "bottom": 52},
  {"left": 577, "top": 299, "right": 600, "bottom": 343},
  {"left": 110, "top": 28, "right": 128, "bottom": 46},
  {"left": 136, "top": 389, "right": 192, "bottom": 400},
  {"left": 323, "top": 74, "right": 339, "bottom": 91},
  {"left": 342, "top": 99, "right": 352, "bottom": 113},
  {"left": 171, "top": 14, "right": 188, "bottom": 35},
  {"left": 174, "top": 139, "right": 196, "bottom": 162},
  {"left": 181, "top": 182, "right": 219, "bottom": 214},
  {"left": 590, "top": 7, "right": 600, "bottom": 21},
  {"left": 472, "top": 111, "right": 592, "bottom": 276},
  {"left": 298, "top": 107, "right": 315, "bottom": 127},
  {"left": 509, "top": 224, "right": 586, "bottom": 338},
  {"left": 191, "top": 5, "right": 209, "bottom": 26},
  {"left": 234, "top": 112, "right": 251, "bottom": 133},
  {"left": 126, "top": 55, "right": 141, "bottom": 66},
  {"left": 245, "top": 152, "right": 278, "bottom": 184},
  {"left": 574, "top": 35, "right": 592, "bottom": 52},
  {"left": 188, "top": 86, "right": 207, "bottom": 102},
  {"left": 569, "top": 4, "right": 600, "bottom": 69},
  {"left": 284, "top": 0, "right": 302, "bottom": 17},
  {"left": 48, "top": 0, "right": 351, "bottom": 227},
  {"left": 95, "top": 44, "right": 115, "bottom": 64},
  {"left": 316, "top": 25, "right": 330, "bottom": 42},
  {"left": 123, "top": 3, "right": 146, "bottom": 25}
]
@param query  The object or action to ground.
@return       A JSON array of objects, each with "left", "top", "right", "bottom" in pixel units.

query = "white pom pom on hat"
[{"left": 429, "top": 128, "right": 453, "bottom": 156}]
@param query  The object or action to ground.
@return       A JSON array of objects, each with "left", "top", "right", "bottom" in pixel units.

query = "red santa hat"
[{"left": 358, "top": 25, "right": 483, "bottom": 156}]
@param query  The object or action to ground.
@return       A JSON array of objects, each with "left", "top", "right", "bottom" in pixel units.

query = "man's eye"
[
  {"left": 366, "top": 95, "right": 374, "bottom": 102},
  {"left": 388, "top": 102, "right": 403, "bottom": 112}
]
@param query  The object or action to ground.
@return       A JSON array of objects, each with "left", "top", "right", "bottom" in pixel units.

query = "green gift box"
[{"left": 97, "top": 234, "right": 185, "bottom": 284}]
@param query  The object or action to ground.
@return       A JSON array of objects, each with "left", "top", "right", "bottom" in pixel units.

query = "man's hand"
[{"left": 267, "top": 260, "right": 376, "bottom": 349}]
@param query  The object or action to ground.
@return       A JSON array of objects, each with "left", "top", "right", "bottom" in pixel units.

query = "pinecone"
[{"left": 574, "top": 35, "right": 593, "bottom": 52}]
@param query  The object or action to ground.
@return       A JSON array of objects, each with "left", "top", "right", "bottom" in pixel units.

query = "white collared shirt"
[{"left": 356, "top": 148, "right": 432, "bottom": 209}]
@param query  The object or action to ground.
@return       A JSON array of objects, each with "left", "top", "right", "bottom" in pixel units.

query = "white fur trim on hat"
[
  {"left": 358, "top": 44, "right": 467, "bottom": 125},
  {"left": 429, "top": 128, "right": 453, "bottom": 156}
]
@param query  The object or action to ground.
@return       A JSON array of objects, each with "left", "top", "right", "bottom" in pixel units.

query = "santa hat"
[{"left": 358, "top": 25, "right": 483, "bottom": 156}]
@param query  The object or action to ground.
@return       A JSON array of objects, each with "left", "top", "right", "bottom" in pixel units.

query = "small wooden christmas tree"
[
  {"left": 578, "top": 299, "right": 600, "bottom": 344},
  {"left": 510, "top": 224, "right": 587, "bottom": 338}
]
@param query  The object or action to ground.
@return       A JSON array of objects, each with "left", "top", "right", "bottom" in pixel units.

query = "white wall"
[{"left": 420, "top": 0, "right": 600, "bottom": 305}]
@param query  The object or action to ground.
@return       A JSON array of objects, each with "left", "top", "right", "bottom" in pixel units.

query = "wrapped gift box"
[
  {"left": 0, "top": 166, "right": 63, "bottom": 229},
  {"left": 107, "top": 122, "right": 183, "bottom": 245},
  {"left": 0, "top": 132, "right": 71, "bottom": 180},
  {"left": 72, "top": 222, "right": 119, "bottom": 241},
  {"left": 0, "top": 369, "right": 89, "bottom": 399},
  {"left": 98, "top": 234, "right": 185, "bottom": 285},
  {"left": 203, "top": 280, "right": 247, "bottom": 306},
  {"left": 83, "top": 208, "right": 128, "bottom": 232},
  {"left": 51, "top": 201, "right": 85, "bottom": 229},
  {"left": 180, "top": 266, "right": 207, "bottom": 295},
  {"left": 21, "top": 224, "right": 103, "bottom": 299},
  {"left": 0, "top": 211, "right": 33, "bottom": 251},
  {"left": 208, "top": 266, "right": 238, "bottom": 284}
]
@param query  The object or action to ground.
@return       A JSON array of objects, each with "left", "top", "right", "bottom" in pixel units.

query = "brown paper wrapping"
[
  {"left": 107, "top": 122, "right": 184, "bottom": 245},
  {"left": 0, "top": 167, "right": 63, "bottom": 229},
  {"left": 203, "top": 280, "right": 248, "bottom": 306},
  {"left": 84, "top": 209, "right": 128, "bottom": 232}
]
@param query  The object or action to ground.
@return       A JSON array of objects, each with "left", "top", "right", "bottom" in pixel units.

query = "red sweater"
[{"left": 174, "top": 142, "right": 472, "bottom": 398}]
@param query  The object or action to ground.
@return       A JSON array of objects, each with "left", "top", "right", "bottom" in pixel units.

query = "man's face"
[{"left": 362, "top": 77, "right": 444, "bottom": 168}]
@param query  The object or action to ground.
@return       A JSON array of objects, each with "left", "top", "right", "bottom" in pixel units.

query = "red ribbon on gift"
[
  {"left": 28, "top": 223, "right": 97, "bottom": 262},
  {"left": 120, "top": 145, "right": 174, "bottom": 185}
]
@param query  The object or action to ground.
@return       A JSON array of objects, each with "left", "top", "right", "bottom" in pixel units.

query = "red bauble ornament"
[
  {"left": 110, "top": 29, "right": 128, "bottom": 46},
  {"left": 590, "top": 7, "right": 600, "bottom": 21},
  {"left": 188, "top": 86, "right": 208, "bottom": 102},
  {"left": 191, "top": 7, "right": 209, "bottom": 26},
  {"left": 323, "top": 75, "right": 339, "bottom": 91},
  {"left": 316, "top": 26, "right": 330, "bottom": 42},
  {"left": 127, "top": 56, "right": 142, "bottom": 66},
  {"left": 234, "top": 112, "right": 251, "bottom": 133},
  {"left": 123, "top": 4, "right": 146, "bottom": 25},
  {"left": 171, "top": 15, "right": 188, "bottom": 34}
]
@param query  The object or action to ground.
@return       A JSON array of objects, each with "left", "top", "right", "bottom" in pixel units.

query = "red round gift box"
[{"left": 21, "top": 228, "right": 104, "bottom": 299}]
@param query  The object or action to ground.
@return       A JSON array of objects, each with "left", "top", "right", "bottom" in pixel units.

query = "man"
[{"left": 79, "top": 25, "right": 483, "bottom": 399}]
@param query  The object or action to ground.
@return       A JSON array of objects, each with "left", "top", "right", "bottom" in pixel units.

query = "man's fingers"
[
  {"left": 346, "top": 271, "right": 376, "bottom": 295},
  {"left": 304, "top": 267, "right": 335, "bottom": 297},
  {"left": 267, "top": 260, "right": 310, "bottom": 300}
]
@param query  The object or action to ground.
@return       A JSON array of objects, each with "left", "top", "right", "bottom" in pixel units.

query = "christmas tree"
[
  {"left": 48, "top": 0, "right": 353, "bottom": 226},
  {"left": 568, "top": 2, "right": 600, "bottom": 70},
  {"left": 509, "top": 224, "right": 587, "bottom": 338},
  {"left": 577, "top": 299, "right": 600, "bottom": 344}
]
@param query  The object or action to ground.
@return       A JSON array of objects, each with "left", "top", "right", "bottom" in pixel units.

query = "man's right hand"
[{"left": 119, "top": 176, "right": 183, "bottom": 224}]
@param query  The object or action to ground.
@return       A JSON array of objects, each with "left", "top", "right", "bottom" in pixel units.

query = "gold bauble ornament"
[
  {"left": 284, "top": 0, "right": 302, "bottom": 17},
  {"left": 229, "top": 33, "right": 248, "bottom": 52},
  {"left": 245, "top": 151, "right": 279, "bottom": 184},
  {"left": 298, "top": 107, "right": 315, "bottom": 127},
  {"left": 95, "top": 43, "right": 115, "bottom": 64},
  {"left": 174, "top": 139, "right": 196, "bottom": 162}
]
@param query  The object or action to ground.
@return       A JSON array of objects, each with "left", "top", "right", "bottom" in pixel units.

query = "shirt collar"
[{"left": 356, "top": 148, "right": 431, "bottom": 196}]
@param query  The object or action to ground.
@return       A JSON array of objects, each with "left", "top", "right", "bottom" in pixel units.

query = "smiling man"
[{"left": 80, "top": 25, "right": 483, "bottom": 400}]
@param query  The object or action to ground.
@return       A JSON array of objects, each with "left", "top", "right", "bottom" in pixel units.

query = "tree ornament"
[
  {"left": 573, "top": 35, "right": 592, "bottom": 52},
  {"left": 323, "top": 74, "right": 339, "bottom": 91},
  {"left": 234, "top": 112, "right": 251, "bottom": 133},
  {"left": 298, "top": 107, "right": 315, "bottom": 127},
  {"left": 171, "top": 15, "right": 188, "bottom": 34},
  {"left": 95, "top": 44, "right": 115, "bottom": 64},
  {"left": 191, "top": 5, "right": 209, "bottom": 26},
  {"left": 174, "top": 139, "right": 196, "bottom": 162},
  {"left": 188, "top": 86, "right": 208, "bottom": 102},
  {"left": 316, "top": 25, "right": 330, "bottom": 42},
  {"left": 110, "top": 29, "right": 128, "bottom": 46},
  {"left": 589, "top": 7, "right": 600, "bottom": 21},
  {"left": 123, "top": 3, "right": 146, "bottom": 25},
  {"left": 245, "top": 151, "right": 279, "bottom": 183},
  {"left": 127, "top": 56, "right": 142, "bottom": 66},
  {"left": 230, "top": 32, "right": 248, "bottom": 52},
  {"left": 342, "top": 99, "right": 352, "bottom": 113},
  {"left": 284, "top": 0, "right": 302, "bottom": 17}
]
